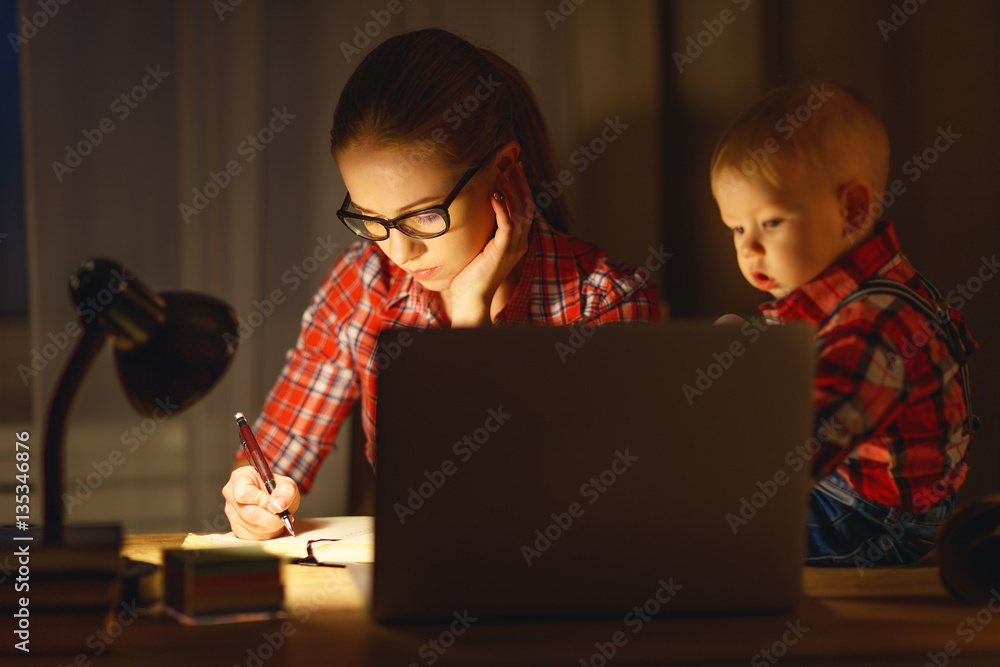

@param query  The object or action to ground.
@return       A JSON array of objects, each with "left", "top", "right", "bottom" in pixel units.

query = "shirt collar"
[
  {"left": 760, "top": 220, "right": 902, "bottom": 326},
  {"left": 380, "top": 259, "right": 443, "bottom": 327}
]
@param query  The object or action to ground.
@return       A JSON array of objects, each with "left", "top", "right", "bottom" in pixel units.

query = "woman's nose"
[{"left": 382, "top": 229, "right": 423, "bottom": 266}]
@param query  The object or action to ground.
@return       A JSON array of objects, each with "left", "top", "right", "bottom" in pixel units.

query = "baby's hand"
[{"left": 448, "top": 162, "right": 534, "bottom": 326}]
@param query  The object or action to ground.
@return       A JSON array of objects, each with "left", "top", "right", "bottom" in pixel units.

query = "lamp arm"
[{"left": 43, "top": 326, "right": 108, "bottom": 545}]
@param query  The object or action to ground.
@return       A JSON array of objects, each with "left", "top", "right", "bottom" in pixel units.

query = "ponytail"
[
  {"left": 330, "top": 29, "right": 570, "bottom": 232},
  {"left": 478, "top": 49, "right": 570, "bottom": 232}
]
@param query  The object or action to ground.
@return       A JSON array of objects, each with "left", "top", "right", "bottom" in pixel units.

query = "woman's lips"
[{"left": 410, "top": 266, "right": 441, "bottom": 280}]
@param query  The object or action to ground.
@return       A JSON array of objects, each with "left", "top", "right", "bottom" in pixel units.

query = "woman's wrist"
[{"left": 448, "top": 296, "right": 492, "bottom": 327}]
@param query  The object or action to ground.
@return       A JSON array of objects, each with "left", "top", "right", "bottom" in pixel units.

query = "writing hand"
[
  {"left": 448, "top": 161, "right": 535, "bottom": 326},
  {"left": 223, "top": 466, "right": 301, "bottom": 540}
]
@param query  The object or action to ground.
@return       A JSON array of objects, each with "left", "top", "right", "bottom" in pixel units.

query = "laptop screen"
[{"left": 372, "top": 322, "right": 816, "bottom": 621}]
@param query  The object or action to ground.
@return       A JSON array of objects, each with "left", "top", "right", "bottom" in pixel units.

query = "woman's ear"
[
  {"left": 494, "top": 141, "right": 521, "bottom": 177},
  {"left": 839, "top": 179, "right": 874, "bottom": 240}
]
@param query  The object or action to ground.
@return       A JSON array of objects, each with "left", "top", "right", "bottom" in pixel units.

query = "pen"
[{"left": 234, "top": 412, "right": 295, "bottom": 536}]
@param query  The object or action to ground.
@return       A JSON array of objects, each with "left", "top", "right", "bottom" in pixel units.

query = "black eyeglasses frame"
[{"left": 336, "top": 144, "right": 504, "bottom": 241}]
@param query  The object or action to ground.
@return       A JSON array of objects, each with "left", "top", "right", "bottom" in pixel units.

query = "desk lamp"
[{"left": 42, "top": 258, "right": 239, "bottom": 544}]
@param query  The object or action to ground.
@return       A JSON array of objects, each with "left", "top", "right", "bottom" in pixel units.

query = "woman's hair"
[{"left": 330, "top": 28, "right": 569, "bottom": 232}]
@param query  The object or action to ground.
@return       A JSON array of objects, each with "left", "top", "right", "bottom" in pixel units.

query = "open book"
[{"left": 183, "top": 516, "right": 374, "bottom": 564}]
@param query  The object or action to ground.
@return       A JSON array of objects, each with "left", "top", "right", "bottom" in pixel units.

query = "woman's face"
[{"left": 336, "top": 144, "right": 498, "bottom": 292}]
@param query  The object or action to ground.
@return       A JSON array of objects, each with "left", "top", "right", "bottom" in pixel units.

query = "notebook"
[
  {"left": 183, "top": 516, "right": 374, "bottom": 563},
  {"left": 368, "top": 321, "right": 816, "bottom": 622}
]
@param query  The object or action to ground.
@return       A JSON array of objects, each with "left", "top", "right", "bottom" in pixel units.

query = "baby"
[{"left": 710, "top": 80, "right": 977, "bottom": 567}]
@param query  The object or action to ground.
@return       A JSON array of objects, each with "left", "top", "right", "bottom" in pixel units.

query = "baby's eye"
[{"left": 762, "top": 219, "right": 783, "bottom": 229}]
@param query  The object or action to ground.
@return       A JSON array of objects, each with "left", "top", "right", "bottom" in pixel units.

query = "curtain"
[{"left": 18, "top": 0, "right": 663, "bottom": 532}]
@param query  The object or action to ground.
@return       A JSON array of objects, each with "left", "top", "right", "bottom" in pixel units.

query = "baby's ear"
[{"left": 839, "top": 180, "right": 874, "bottom": 238}]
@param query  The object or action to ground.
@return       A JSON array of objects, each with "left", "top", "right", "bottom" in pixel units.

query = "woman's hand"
[
  {"left": 222, "top": 465, "right": 301, "bottom": 540},
  {"left": 447, "top": 161, "right": 535, "bottom": 326}
]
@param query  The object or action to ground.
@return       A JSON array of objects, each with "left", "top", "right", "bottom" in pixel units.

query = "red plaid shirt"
[
  {"left": 249, "top": 220, "right": 660, "bottom": 491},
  {"left": 761, "top": 221, "right": 977, "bottom": 512}
]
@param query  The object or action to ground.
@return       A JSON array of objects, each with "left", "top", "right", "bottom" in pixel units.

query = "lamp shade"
[
  {"left": 45, "top": 258, "right": 240, "bottom": 544},
  {"left": 69, "top": 259, "right": 238, "bottom": 416}
]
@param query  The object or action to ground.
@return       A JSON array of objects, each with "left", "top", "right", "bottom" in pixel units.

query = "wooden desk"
[{"left": 16, "top": 533, "right": 1000, "bottom": 666}]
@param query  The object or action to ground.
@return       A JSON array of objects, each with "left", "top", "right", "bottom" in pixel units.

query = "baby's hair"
[
  {"left": 330, "top": 28, "right": 569, "bottom": 232},
  {"left": 710, "top": 79, "right": 889, "bottom": 197}
]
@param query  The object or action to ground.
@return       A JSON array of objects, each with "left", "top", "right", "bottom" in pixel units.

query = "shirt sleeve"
[
  {"left": 810, "top": 291, "right": 975, "bottom": 508},
  {"left": 577, "top": 260, "right": 660, "bottom": 324},
  {"left": 811, "top": 321, "right": 909, "bottom": 482},
  {"left": 243, "top": 252, "right": 367, "bottom": 493}
]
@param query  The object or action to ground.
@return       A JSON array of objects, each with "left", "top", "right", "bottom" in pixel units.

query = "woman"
[{"left": 224, "top": 28, "right": 659, "bottom": 539}]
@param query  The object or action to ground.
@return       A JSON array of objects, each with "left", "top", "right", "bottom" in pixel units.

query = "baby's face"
[{"left": 713, "top": 164, "right": 855, "bottom": 300}]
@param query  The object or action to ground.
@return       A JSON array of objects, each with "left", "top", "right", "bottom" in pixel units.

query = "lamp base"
[{"left": 0, "top": 524, "right": 123, "bottom": 654}]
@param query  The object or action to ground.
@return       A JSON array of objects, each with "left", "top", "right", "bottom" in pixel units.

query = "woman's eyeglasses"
[{"left": 337, "top": 145, "right": 503, "bottom": 241}]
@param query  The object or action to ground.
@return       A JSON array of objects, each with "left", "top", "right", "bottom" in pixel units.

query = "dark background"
[{"left": 4, "top": 0, "right": 998, "bottom": 530}]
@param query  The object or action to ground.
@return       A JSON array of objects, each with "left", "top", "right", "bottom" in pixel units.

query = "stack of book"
[
  {"left": 0, "top": 524, "right": 123, "bottom": 654},
  {"left": 162, "top": 546, "right": 283, "bottom": 624}
]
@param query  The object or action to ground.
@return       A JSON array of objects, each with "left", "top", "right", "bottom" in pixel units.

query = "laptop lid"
[{"left": 372, "top": 321, "right": 815, "bottom": 622}]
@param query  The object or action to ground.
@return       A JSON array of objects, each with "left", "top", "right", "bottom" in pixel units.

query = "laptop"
[{"left": 367, "top": 321, "right": 816, "bottom": 622}]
